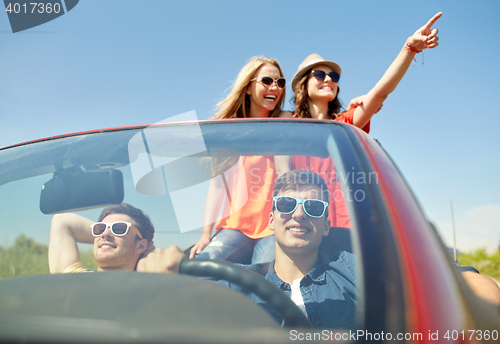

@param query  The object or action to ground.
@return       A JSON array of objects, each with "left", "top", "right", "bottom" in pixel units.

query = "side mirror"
[{"left": 40, "top": 166, "right": 124, "bottom": 214}]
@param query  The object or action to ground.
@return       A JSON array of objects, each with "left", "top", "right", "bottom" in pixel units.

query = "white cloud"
[{"left": 433, "top": 204, "right": 500, "bottom": 253}]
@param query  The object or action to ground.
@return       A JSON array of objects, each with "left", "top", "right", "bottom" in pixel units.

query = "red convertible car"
[{"left": 0, "top": 119, "right": 498, "bottom": 343}]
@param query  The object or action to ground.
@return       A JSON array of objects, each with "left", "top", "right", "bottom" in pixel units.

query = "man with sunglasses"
[
  {"left": 216, "top": 169, "right": 359, "bottom": 329},
  {"left": 49, "top": 203, "right": 166, "bottom": 273},
  {"left": 220, "top": 169, "right": 500, "bottom": 325}
]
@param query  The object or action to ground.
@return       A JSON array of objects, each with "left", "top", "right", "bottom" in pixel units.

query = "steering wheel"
[{"left": 179, "top": 259, "right": 313, "bottom": 328}]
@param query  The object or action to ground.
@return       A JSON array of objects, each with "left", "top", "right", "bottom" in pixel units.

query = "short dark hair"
[
  {"left": 273, "top": 169, "right": 330, "bottom": 202},
  {"left": 98, "top": 203, "right": 154, "bottom": 243}
]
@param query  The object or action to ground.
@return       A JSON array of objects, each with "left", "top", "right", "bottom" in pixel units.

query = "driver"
[
  {"left": 48, "top": 203, "right": 183, "bottom": 273},
  {"left": 218, "top": 169, "right": 359, "bottom": 329},
  {"left": 187, "top": 169, "right": 500, "bottom": 325}
]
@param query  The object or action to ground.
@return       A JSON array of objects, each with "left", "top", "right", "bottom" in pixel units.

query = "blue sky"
[{"left": 1, "top": 0, "right": 499, "bottom": 252}]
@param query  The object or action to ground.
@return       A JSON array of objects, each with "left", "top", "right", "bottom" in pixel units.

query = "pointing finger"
[{"left": 424, "top": 12, "right": 442, "bottom": 30}]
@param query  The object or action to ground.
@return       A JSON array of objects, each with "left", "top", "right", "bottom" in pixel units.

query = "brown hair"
[
  {"left": 98, "top": 203, "right": 154, "bottom": 243},
  {"left": 292, "top": 70, "right": 342, "bottom": 119},
  {"left": 273, "top": 169, "right": 330, "bottom": 203}
]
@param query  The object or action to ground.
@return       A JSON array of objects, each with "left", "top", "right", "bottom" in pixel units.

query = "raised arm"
[
  {"left": 48, "top": 213, "right": 94, "bottom": 273},
  {"left": 352, "top": 12, "right": 442, "bottom": 128}
]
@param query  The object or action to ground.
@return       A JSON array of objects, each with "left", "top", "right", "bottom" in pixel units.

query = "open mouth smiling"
[
  {"left": 264, "top": 94, "right": 277, "bottom": 101},
  {"left": 286, "top": 225, "right": 311, "bottom": 234},
  {"left": 99, "top": 242, "right": 116, "bottom": 249}
]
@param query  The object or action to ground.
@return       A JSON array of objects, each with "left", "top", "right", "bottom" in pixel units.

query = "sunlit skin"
[
  {"left": 93, "top": 213, "right": 147, "bottom": 271},
  {"left": 246, "top": 63, "right": 284, "bottom": 118}
]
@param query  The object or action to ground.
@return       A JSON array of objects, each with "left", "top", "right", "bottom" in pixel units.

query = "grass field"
[
  {"left": 0, "top": 235, "right": 96, "bottom": 278},
  {"left": 1, "top": 235, "right": 498, "bottom": 281},
  {"left": 458, "top": 246, "right": 500, "bottom": 281}
]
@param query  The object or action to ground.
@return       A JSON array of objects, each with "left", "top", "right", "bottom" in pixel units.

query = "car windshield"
[
  {"left": 1, "top": 120, "right": 366, "bottom": 246},
  {"left": 0, "top": 119, "right": 394, "bottom": 341}
]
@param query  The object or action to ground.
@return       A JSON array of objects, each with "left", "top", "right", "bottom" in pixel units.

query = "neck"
[
  {"left": 307, "top": 99, "right": 330, "bottom": 119},
  {"left": 248, "top": 106, "right": 271, "bottom": 118},
  {"left": 96, "top": 260, "right": 137, "bottom": 272},
  {"left": 274, "top": 245, "right": 318, "bottom": 285}
]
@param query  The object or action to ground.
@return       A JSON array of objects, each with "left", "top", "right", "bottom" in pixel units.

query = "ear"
[
  {"left": 268, "top": 211, "right": 275, "bottom": 231},
  {"left": 246, "top": 84, "right": 252, "bottom": 95},
  {"left": 135, "top": 239, "right": 148, "bottom": 254},
  {"left": 322, "top": 218, "right": 331, "bottom": 237}
]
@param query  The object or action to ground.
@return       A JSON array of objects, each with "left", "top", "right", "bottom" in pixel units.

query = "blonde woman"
[
  {"left": 213, "top": 57, "right": 286, "bottom": 119},
  {"left": 277, "top": 12, "right": 442, "bottom": 228},
  {"left": 189, "top": 57, "right": 286, "bottom": 263}
]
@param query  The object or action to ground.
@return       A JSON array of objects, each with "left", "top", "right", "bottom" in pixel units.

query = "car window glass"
[{"left": 0, "top": 122, "right": 365, "bottom": 332}]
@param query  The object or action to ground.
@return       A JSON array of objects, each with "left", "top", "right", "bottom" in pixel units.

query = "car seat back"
[{"left": 319, "top": 226, "right": 352, "bottom": 254}]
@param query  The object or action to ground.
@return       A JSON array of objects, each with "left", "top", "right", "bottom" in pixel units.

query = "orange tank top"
[{"left": 215, "top": 155, "right": 276, "bottom": 239}]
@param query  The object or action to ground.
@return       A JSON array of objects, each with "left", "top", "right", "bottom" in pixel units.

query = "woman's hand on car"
[{"left": 189, "top": 235, "right": 212, "bottom": 259}]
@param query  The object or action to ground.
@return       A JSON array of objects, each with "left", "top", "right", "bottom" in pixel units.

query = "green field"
[
  {"left": 458, "top": 246, "right": 500, "bottom": 281},
  {"left": 0, "top": 234, "right": 96, "bottom": 278},
  {"left": 1, "top": 235, "right": 498, "bottom": 281}
]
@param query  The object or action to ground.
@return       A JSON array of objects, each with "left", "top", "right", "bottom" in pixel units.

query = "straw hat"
[{"left": 291, "top": 53, "right": 341, "bottom": 92}]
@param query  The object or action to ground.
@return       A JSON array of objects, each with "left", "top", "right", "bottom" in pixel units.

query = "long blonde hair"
[{"left": 214, "top": 56, "right": 286, "bottom": 119}]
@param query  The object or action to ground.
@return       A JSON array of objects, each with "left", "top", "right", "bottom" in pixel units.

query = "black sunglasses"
[
  {"left": 273, "top": 196, "right": 328, "bottom": 218},
  {"left": 252, "top": 76, "right": 286, "bottom": 89},
  {"left": 311, "top": 70, "right": 340, "bottom": 83}
]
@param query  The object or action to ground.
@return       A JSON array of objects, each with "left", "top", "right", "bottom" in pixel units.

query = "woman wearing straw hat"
[
  {"left": 276, "top": 12, "right": 442, "bottom": 228},
  {"left": 188, "top": 56, "right": 287, "bottom": 263},
  {"left": 288, "top": 12, "right": 441, "bottom": 125}
]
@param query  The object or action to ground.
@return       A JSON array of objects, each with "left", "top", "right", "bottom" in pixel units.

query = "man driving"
[{"left": 218, "top": 169, "right": 359, "bottom": 328}]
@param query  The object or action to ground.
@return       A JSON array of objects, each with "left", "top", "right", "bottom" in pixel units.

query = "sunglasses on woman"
[
  {"left": 252, "top": 76, "right": 286, "bottom": 89},
  {"left": 311, "top": 70, "right": 340, "bottom": 83},
  {"left": 91, "top": 221, "right": 143, "bottom": 239},
  {"left": 273, "top": 196, "right": 329, "bottom": 218}
]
